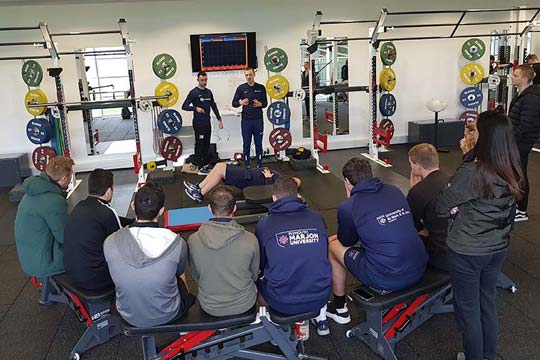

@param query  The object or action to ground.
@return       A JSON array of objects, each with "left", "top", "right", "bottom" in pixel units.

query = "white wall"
[{"left": 0, "top": 0, "right": 535, "bottom": 172}]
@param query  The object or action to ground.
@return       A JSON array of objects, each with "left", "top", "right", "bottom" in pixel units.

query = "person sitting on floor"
[
  {"left": 64, "top": 169, "right": 134, "bottom": 290},
  {"left": 15, "top": 156, "right": 75, "bottom": 282},
  {"left": 255, "top": 176, "right": 332, "bottom": 336},
  {"left": 326, "top": 157, "right": 428, "bottom": 325},
  {"left": 188, "top": 185, "right": 259, "bottom": 316},
  {"left": 407, "top": 143, "right": 451, "bottom": 272},
  {"left": 104, "top": 183, "right": 194, "bottom": 327},
  {"left": 184, "top": 162, "right": 301, "bottom": 202}
]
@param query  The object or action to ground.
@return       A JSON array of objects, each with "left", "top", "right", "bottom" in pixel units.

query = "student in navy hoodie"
[
  {"left": 255, "top": 176, "right": 332, "bottom": 336},
  {"left": 232, "top": 67, "right": 268, "bottom": 168},
  {"left": 326, "top": 157, "right": 428, "bottom": 325}
]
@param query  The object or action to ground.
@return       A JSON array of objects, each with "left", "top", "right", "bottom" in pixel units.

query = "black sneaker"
[
  {"left": 326, "top": 302, "right": 351, "bottom": 324},
  {"left": 197, "top": 164, "right": 213, "bottom": 176},
  {"left": 183, "top": 180, "right": 200, "bottom": 193},
  {"left": 185, "top": 188, "right": 203, "bottom": 202},
  {"left": 515, "top": 210, "right": 528, "bottom": 222}
]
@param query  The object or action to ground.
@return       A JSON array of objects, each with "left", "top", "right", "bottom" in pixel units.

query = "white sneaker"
[
  {"left": 515, "top": 210, "right": 528, "bottom": 222},
  {"left": 311, "top": 304, "right": 330, "bottom": 336},
  {"left": 326, "top": 302, "right": 351, "bottom": 324}
]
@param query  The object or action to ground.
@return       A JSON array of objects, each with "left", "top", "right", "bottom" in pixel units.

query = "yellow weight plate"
[
  {"left": 266, "top": 74, "right": 290, "bottom": 100},
  {"left": 24, "top": 89, "right": 48, "bottom": 116},
  {"left": 460, "top": 63, "right": 485, "bottom": 85},
  {"left": 147, "top": 161, "right": 157, "bottom": 172},
  {"left": 155, "top": 81, "right": 179, "bottom": 107},
  {"left": 379, "top": 68, "right": 396, "bottom": 92}
]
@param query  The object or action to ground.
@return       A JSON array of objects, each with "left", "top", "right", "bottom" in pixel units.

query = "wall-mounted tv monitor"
[{"left": 190, "top": 32, "right": 257, "bottom": 72}]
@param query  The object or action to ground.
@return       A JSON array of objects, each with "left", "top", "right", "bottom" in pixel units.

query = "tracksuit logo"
[
  {"left": 276, "top": 229, "right": 320, "bottom": 248},
  {"left": 376, "top": 208, "right": 410, "bottom": 225}
]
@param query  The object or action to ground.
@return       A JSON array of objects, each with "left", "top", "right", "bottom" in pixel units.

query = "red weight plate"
[
  {"left": 459, "top": 110, "right": 479, "bottom": 123},
  {"left": 269, "top": 128, "right": 292, "bottom": 152},
  {"left": 160, "top": 136, "right": 183, "bottom": 161},
  {"left": 32, "top": 146, "right": 57, "bottom": 171}
]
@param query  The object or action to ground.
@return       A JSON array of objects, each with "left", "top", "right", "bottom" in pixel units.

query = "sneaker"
[
  {"left": 456, "top": 352, "right": 466, "bottom": 360},
  {"left": 326, "top": 302, "right": 351, "bottom": 324},
  {"left": 515, "top": 210, "right": 528, "bottom": 222},
  {"left": 197, "top": 165, "right": 213, "bottom": 176},
  {"left": 183, "top": 180, "right": 200, "bottom": 192},
  {"left": 312, "top": 305, "right": 330, "bottom": 336},
  {"left": 185, "top": 188, "right": 203, "bottom": 202}
]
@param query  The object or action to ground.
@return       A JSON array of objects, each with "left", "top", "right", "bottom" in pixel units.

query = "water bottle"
[{"left": 295, "top": 320, "right": 310, "bottom": 341}]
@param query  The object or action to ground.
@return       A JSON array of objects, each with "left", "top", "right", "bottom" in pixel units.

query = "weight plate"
[
  {"left": 138, "top": 100, "right": 153, "bottom": 112},
  {"left": 380, "top": 42, "right": 397, "bottom": 66},
  {"left": 269, "top": 128, "right": 292, "bottom": 152},
  {"left": 50, "top": 106, "right": 60, "bottom": 119},
  {"left": 264, "top": 47, "right": 288, "bottom": 72},
  {"left": 24, "top": 89, "right": 48, "bottom": 116},
  {"left": 462, "top": 38, "right": 486, "bottom": 61},
  {"left": 266, "top": 74, "right": 290, "bottom": 100},
  {"left": 460, "top": 63, "right": 485, "bottom": 85},
  {"left": 379, "top": 118, "right": 395, "bottom": 140},
  {"left": 152, "top": 53, "right": 177, "bottom": 79},
  {"left": 155, "top": 81, "right": 179, "bottom": 107},
  {"left": 32, "top": 146, "right": 56, "bottom": 171},
  {"left": 379, "top": 93, "right": 397, "bottom": 117},
  {"left": 460, "top": 87, "right": 483, "bottom": 108},
  {"left": 266, "top": 101, "right": 291, "bottom": 126},
  {"left": 488, "top": 74, "right": 501, "bottom": 89},
  {"left": 26, "top": 117, "right": 53, "bottom": 144},
  {"left": 459, "top": 110, "right": 479, "bottom": 123},
  {"left": 21, "top": 60, "right": 43, "bottom": 87},
  {"left": 379, "top": 68, "right": 396, "bottom": 92},
  {"left": 147, "top": 161, "right": 157, "bottom": 172},
  {"left": 157, "top": 109, "right": 183, "bottom": 134},
  {"left": 160, "top": 136, "right": 183, "bottom": 161},
  {"left": 293, "top": 88, "right": 306, "bottom": 101}
]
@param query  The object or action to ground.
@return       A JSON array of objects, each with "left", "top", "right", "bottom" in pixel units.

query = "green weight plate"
[
  {"left": 152, "top": 53, "right": 177, "bottom": 79},
  {"left": 380, "top": 42, "right": 397, "bottom": 66},
  {"left": 462, "top": 38, "right": 486, "bottom": 61},
  {"left": 21, "top": 60, "right": 43, "bottom": 87},
  {"left": 264, "top": 47, "right": 288, "bottom": 72}
]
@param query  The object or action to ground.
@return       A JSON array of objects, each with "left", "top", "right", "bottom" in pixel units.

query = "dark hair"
[
  {"left": 134, "top": 183, "right": 165, "bottom": 220},
  {"left": 197, "top": 71, "right": 207, "bottom": 78},
  {"left": 473, "top": 110, "right": 523, "bottom": 200},
  {"left": 88, "top": 168, "right": 113, "bottom": 196},
  {"left": 209, "top": 186, "right": 236, "bottom": 216},
  {"left": 272, "top": 176, "right": 298, "bottom": 199},
  {"left": 342, "top": 157, "right": 372, "bottom": 185}
]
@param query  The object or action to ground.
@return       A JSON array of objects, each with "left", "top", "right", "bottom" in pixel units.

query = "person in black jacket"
[
  {"left": 436, "top": 111, "right": 523, "bottom": 360},
  {"left": 232, "top": 68, "right": 268, "bottom": 168},
  {"left": 508, "top": 64, "right": 540, "bottom": 221},
  {"left": 64, "top": 169, "right": 134, "bottom": 290}
]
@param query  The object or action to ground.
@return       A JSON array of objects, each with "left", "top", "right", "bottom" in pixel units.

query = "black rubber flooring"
[{"left": 1, "top": 147, "right": 540, "bottom": 359}]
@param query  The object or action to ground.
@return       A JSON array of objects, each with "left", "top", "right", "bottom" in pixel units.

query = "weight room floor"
[{"left": 1, "top": 145, "right": 540, "bottom": 359}]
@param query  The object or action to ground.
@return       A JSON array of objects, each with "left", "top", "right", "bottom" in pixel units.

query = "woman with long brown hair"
[{"left": 436, "top": 110, "right": 522, "bottom": 360}]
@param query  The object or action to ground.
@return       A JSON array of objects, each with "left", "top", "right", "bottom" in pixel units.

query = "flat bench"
[
  {"left": 346, "top": 269, "right": 453, "bottom": 360},
  {"left": 121, "top": 302, "right": 325, "bottom": 360}
]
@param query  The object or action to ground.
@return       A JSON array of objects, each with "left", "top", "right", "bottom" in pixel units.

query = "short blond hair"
[
  {"left": 408, "top": 143, "right": 439, "bottom": 170},
  {"left": 516, "top": 64, "right": 536, "bottom": 82},
  {"left": 45, "top": 156, "right": 74, "bottom": 181}
]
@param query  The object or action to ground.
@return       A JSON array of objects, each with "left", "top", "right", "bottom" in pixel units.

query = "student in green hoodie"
[
  {"left": 15, "top": 156, "right": 75, "bottom": 279},
  {"left": 188, "top": 186, "right": 260, "bottom": 317}
]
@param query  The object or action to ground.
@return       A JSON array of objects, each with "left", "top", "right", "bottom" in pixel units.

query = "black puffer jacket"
[
  {"left": 435, "top": 160, "right": 516, "bottom": 256},
  {"left": 508, "top": 84, "right": 540, "bottom": 149}
]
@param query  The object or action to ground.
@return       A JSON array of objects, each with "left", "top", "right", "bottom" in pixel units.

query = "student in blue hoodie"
[
  {"left": 232, "top": 67, "right": 268, "bottom": 168},
  {"left": 326, "top": 158, "right": 428, "bottom": 325},
  {"left": 255, "top": 176, "right": 332, "bottom": 336}
]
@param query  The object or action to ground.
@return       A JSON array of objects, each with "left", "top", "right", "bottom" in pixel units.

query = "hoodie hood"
[
  {"left": 351, "top": 177, "right": 384, "bottom": 195},
  {"left": 197, "top": 220, "right": 246, "bottom": 250},
  {"left": 268, "top": 197, "right": 306, "bottom": 214},
  {"left": 23, "top": 173, "right": 62, "bottom": 196}
]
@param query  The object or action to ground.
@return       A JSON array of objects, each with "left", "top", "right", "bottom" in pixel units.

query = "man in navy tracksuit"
[
  {"left": 182, "top": 71, "right": 222, "bottom": 172},
  {"left": 255, "top": 176, "right": 332, "bottom": 336},
  {"left": 232, "top": 68, "right": 268, "bottom": 168},
  {"left": 326, "top": 158, "right": 428, "bottom": 325}
]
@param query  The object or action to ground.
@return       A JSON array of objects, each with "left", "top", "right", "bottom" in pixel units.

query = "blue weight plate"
[
  {"left": 460, "top": 87, "right": 483, "bottom": 108},
  {"left": 379, "top": 93, "right": 397, "bottom": 117},
  {"left": 157, "top": 109, "right": 183, "bottom": 134},
  {"left": 26, "top": 117, "right": 53, "bottom": 144},
  {"left": 266, "top": 101, "right": 291, "bottom": 125}
]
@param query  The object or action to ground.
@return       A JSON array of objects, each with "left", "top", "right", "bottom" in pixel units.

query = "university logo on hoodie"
[{"left": 276, "top": 228, "right": 320, "bottom": 248}]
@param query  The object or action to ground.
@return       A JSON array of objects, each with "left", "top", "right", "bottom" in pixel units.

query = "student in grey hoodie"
[
  {"left": 188, "top": 186, "right": 259, "bottom": 317},
  {"left": 104, "top": 183, "right": 194, "bottom": 328}
]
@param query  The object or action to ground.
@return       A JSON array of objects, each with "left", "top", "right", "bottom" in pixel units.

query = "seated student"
[
  {"left": 326, "top": 158, "right": 428, "bottom": 325},
  {"left": 407, "top": 144, "right": 451, "bottom": 271},
  {"left": 255, "top": 176, "right": 332, "bottom": 336},
  {"left": 15, "top": 156, "right": 74, "bottom": 281},
  {"left": 64, "top": 169, "right": 134, "bottom": 290},
  {"left": 184, "top": 162, "right": 301, "bottom": 202},
  {"left": 188, "top": 186, "right": 259, "bottom": 316},
  {"left": 104, "top": 183, "right": 194, "bottom": 328}
]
